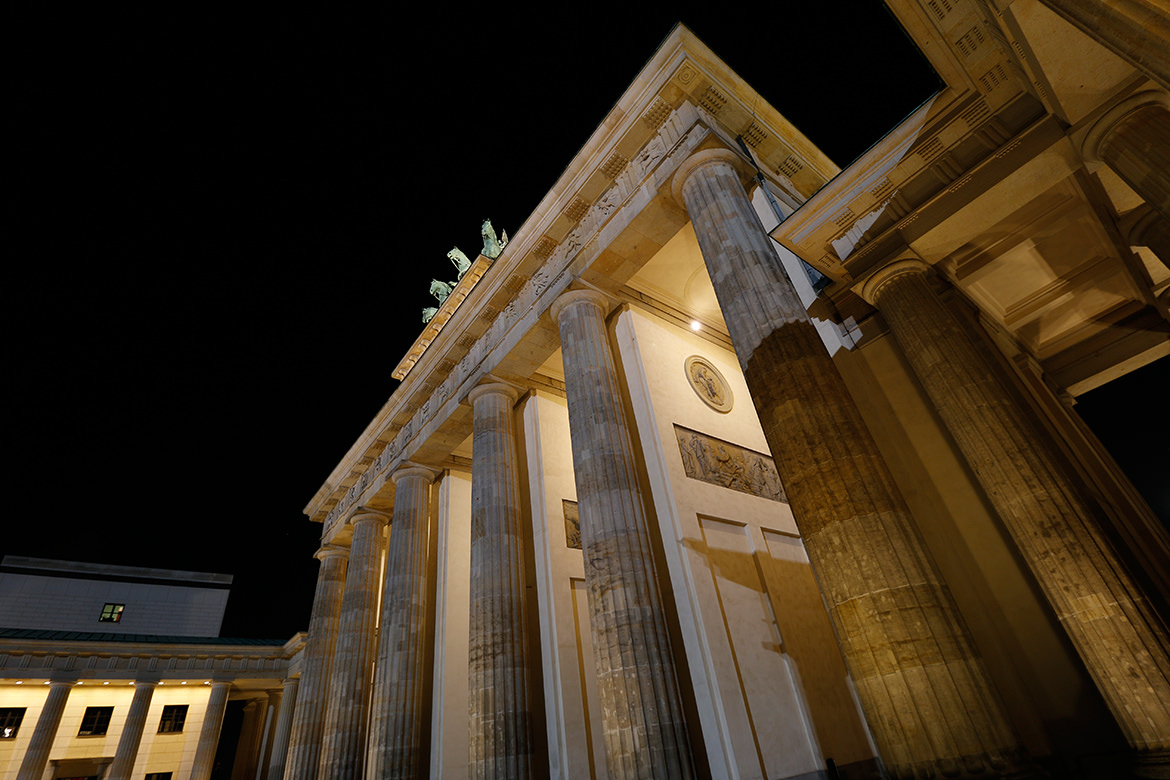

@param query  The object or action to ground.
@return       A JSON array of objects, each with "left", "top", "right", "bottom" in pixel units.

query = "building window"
[
  {"left": 157, "top": 704, "right": 188, "bottom": 734},
  {"left": 0, "top": 707, "right": 25, "bottom": 738},
  {"left": 99, "top": 603, "right": 125, "bottom": 623},
  {"left": 77, "top": 706, "right": 114, "bottom": 736},
  {"left": 145, "top": 773, "right": 173, "bottom": 780}
]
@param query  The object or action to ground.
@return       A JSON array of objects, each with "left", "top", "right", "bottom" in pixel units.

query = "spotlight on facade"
[{"left": 690, "top": 320, "right": 701, "bottom": 331}]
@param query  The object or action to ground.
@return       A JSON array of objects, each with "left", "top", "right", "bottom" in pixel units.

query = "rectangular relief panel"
[
  {"left": 675, "top": 425, "right": 788, "bottom": 503},
  {"left": 698, "top": 516, "right": 819, "bottom": 779}
]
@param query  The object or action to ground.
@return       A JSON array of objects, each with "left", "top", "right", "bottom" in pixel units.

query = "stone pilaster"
[
  {"left": 1083, "top": 91, "right": 1170, "bottom": 223},
  {"left": 549, "top": 291, "right": 696, "bottom": 780},
  {"left": 190, "top": 681, "right": 232, "bottom": 780},
  {"left": 467, "top": 382, "right": 535, "bottom": 780},
  {"left": 16, "top": 680, "right": 75, "bottom": 780},
  {"left": 1036, "top": 0, "right": 1170, "bottom": 92},
  {"left": 319, "top": 510, "right": 389, "bottom": 780},
  {"left": 107, "top": 680, "right": 158, "bottom": 780},
  {"left": 266, "top": 679, "right": 298, "bottom": 780},
  {"left": 368, "top": 466, "right": 437, "bottom": 780},
  {"left": 672, "top": 148, "right": 1031, "bottom": 778},
  {"left": 858, "top": 256, "right": 1170, "bottom": 756},
  {"left": 283, "top": 544, "right": 349, "bottom": 780}
]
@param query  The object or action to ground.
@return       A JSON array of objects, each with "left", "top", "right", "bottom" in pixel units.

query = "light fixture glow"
[
  {"left": 690, "top": 320, "right": 701, "bottom": 331},
  {"left": 180, "top": 681, "right": 187, "bottom": 685},
  {"left": 14, "top": 681, "right": 22, "bottom": 685},
  {"left": 103, "top": 681, "right": 110, "bottom": 685}
]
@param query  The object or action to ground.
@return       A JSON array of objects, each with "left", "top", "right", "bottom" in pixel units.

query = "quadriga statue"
[
  {"left": 448, "top": 247, "right": 472, "bottom": 279},
  {"left": 481, "top": 219, "right": 508, "bottom": 259}
]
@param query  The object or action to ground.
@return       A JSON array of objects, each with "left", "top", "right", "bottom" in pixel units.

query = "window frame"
[
  {"left": 0, "top": 707, "right": 25, "bottom": 739},
  {"left": 157, "top": 704, "right": 188, "bottom": 734},
  {"left": 98, "top": 603, "right": 125, "bottom": 623},
  {"left": 77, "top": 705, "right": 114, "bottom": 736}
]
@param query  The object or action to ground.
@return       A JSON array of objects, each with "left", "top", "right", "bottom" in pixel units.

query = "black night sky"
[{"left": 6, "top": 5, "right": 1165, "bottom": 638}]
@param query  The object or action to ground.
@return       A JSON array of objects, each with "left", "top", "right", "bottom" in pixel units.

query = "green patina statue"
[
  {"left": 481, "top": 219, "right": 508, "bottom": 259},
  {"left": 448, "top": 247, "right": 472, "bottom": 279}
]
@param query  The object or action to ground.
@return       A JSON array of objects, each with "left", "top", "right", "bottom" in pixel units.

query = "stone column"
[
  {"left": 550, "top": 291, "right": 696, "bottom": 780},
  {"left": 368, "top": 466, "right": 436, "bottom": 779},
  {"left": 672, "top": 148, "right": 1031, "bottom": 778},
  {"left": 266, "top": 679, "right": 298, "bottom": 780},
  {"left": 858, "top": 256, "right": 1170, "bottom": 757},
  {"left": 1083, "top": 91, "right": 1170, "bottom": 223},
  {"left": 467, "top": 383, "right": 535, "bottom": 780},
  {"left": 318, "top": 510, "right": 389, "bottom": 780},
  {"left": 1036, "top": 0, "right": 1170, "bottom": 92},
  {"left": 190, "top": 681, "right": 232, "bottom": 780},
  {"left": 283, "top": 545, "right": 349, "bottom": 780},
  {"left": 107, "top": 680, "right": 158, "bottom": 780},
  {"left": 16, "top": 680, "right": 75, "bottom": 780}
]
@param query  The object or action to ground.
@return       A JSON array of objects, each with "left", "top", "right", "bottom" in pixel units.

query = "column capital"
[
  {"left": 314, "top": 543, "right": 349, "bottom": 562},
  {"left": 1082, "top": 90, "right": 1170, "bottom": 163},
  {"left": 548, "top": 288, "right": 610, "bottom": 324},
  {"left": 349, "top": 509, "right": 390, "bottom": 528},
  {"left": 855, "top": 255, "right": 932, "bottom": 306},
  {"left": 1120, "top": 202, "right": 1165, "bottom": 246},
  {"left": 467, "top": 381, "right": 520, "bottom": 406},
  {"left": 390, "top": 465, "right": 438, "bottom": 485},
  {"left": 670, "top": 147, "right": 751, "bottom": 207}
]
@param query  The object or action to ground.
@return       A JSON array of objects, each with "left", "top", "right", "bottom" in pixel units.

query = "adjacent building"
[{"left": 0, "top": 558, "right": 302, "bottom": 780}]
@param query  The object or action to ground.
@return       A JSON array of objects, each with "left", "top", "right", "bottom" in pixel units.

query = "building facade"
[
  {"left": 0, "top": 560, "right": 302, "bottom": 780},
  {"left": 292, "top": 3, "right": 1170, "bottom": 779},
  {"left": 11, "top": 1, "right": 1166, "bottom": 778}
]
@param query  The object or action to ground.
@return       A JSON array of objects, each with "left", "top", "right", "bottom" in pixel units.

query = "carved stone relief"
[
  {"left": 685, "top": 355, "right": 733, "bottom": 413},
  {"left": 675, "top": 425, "right": 787, "bottom": 503},
  {"left": 562, "top": 499, "right": 581, "bottom": 549}
]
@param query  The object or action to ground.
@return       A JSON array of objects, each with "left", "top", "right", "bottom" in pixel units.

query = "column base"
[{"left": 1132, "top": 748, "right": 1170, "bottom": 779}]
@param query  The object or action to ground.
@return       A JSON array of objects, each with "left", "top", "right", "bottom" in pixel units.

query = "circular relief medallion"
[{"left": 685, "top": 355, "right": 733, "bottom": 413}]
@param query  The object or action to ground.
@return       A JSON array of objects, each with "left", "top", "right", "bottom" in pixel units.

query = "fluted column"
[
  {"left": 318, "top": 510, "right": 389, "bottom": 780},
  {"left": 467, "top": 382, "right": 535, "bottom": 780},
  {"left": 190, "top": 681, "right": 232, "bottom": 780},
  {"left": 859, "top": 256, "right": 1170, "bottom": 757},
  {"left": 283, "top": 545, "right": 349, "bottom": 780},
  {"left": 16, "top": 679, "right": 75, "bottom": 780},
  {"left": 672, "top": 148, "right": 1032, "bottom": 779},
  {"left": 549, "top": 291, "right": 696, "bottom": 780},
  {"left": 266, "top": 679, "right": 298, "bottom": 780},
  {"left": 107, "top": 680, "right": 158, "bottom": 780},
  {"left": 368, "top": 466, "right": 436, "bottom": 779},
  {"left": 1036, "top": 0, "right": 1169, "bottom": 91},
  {"left": 1083, "top": 91, "right": 1170, "bottom": 223}
]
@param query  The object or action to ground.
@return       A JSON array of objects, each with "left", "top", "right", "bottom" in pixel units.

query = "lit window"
[
  {"left": 157, "top": 704, "right": 188, "bottom": 734},
  {"left": 77, "top": 706, "right": 114, "bottom": 736},
  {"left": 98, "top": 604, "right": 124, "bottom": 623},
  {"left": 0, "top": 707, "right": 25, "bottom": 739}
]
